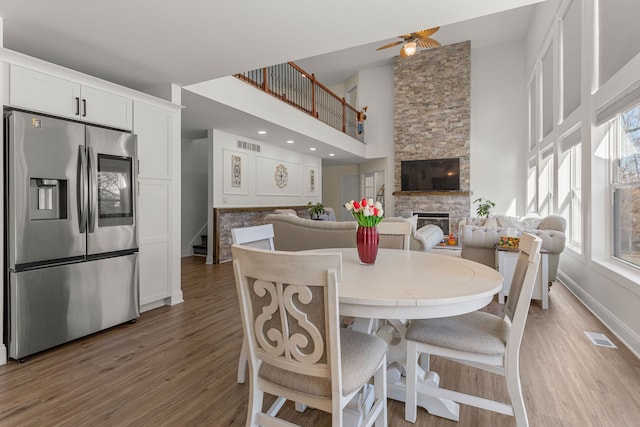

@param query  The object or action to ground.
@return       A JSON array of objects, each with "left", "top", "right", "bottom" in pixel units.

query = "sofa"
[
  {"left": 458, "top": 214, "right": 566, "bottom": 281},
  {"left": 264, "top": 214, "right": 444, "bottom": 252}
]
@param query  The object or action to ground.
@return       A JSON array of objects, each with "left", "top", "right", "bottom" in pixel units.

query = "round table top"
[{"left": 314, "top": 248, "right": 504, "bottom": 320}]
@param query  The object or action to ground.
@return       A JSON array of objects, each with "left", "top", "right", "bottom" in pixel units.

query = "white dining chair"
[
  {"left": 377, "top": 220, "right": 412, "bottom": 251},
  {"left": 404, "top": 232, "right": 542, "bottom": 427},
  {"left": 231, "top": 224, "right": 275, "bottom": 384},
  {"left": 232, "top": 244, "right": 388, "bottom": 426}
]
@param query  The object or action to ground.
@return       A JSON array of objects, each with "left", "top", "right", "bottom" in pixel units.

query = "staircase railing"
[{"left": 235, "top": 62, "right": 366, "bottom": 142}]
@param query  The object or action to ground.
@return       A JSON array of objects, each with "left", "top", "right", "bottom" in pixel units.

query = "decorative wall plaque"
[
  {"left": 232, "top": 155, "right": 241, "bottom": 187},
  {"left": 274, "top": 164, "right": 288, "bottom": 188},
  {"left": 310, "top": 169, "right": 315, "bottom": 192}
]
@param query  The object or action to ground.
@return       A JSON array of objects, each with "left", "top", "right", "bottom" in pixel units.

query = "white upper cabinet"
[
  {"left": 9, "top": 64, "right": 133, "bottom": 131},
  {"left": 80, "top": 85, "right": 133, "bottom": 130}
]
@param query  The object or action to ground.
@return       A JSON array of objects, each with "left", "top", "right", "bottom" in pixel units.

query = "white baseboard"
[{"left": 558, "top": 272, "right": 640, "bottom": 359}]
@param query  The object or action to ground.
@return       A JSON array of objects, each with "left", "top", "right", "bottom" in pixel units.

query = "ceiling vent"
[{"left": 237, "top": 140, "right": 260, "bottom": 152}]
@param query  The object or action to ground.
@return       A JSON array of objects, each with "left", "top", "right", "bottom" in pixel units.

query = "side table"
[{"left": 494, "top": 244, "right": 549, "bottom": 309}]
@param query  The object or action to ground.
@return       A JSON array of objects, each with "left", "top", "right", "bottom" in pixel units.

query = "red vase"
[{"left": 356, "top": 226, "right": 379, "bottom": 265}]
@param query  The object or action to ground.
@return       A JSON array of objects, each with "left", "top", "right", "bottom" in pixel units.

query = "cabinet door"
[
  {"left": 81, "top": 85, "right": 133, "bottom": 131},
  {"left": 9, "top": 64, "right": 81, "bottom": 119}
]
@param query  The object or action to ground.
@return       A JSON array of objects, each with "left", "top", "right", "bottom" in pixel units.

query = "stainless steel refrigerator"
[{"left": 4, "top": 109, "right": 140, "bottom": 360}]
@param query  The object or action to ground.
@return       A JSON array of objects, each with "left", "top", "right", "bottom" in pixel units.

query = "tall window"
[
  {"left": 559, "top": 135, "right": 582, "bottom": 247},
  {"left": 527, "top": 158, "right": 537, "bottom": 213},
  {"left": 538, "top": 147, "right": 554, "bottom": 216},
  {"left": 613, "top": 104, "right": 640, "bottom": 267}
]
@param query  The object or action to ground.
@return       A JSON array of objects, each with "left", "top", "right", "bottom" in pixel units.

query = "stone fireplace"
[{"left": 392, "top": 41, "right": 471, "bottom": 230}]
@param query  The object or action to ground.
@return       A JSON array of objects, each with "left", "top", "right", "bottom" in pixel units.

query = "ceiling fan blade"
[
  {"left": 414, "top": 27, "right": 440, "bottom": 39},
  {"left": 417, "top": 38, "right": 441, "bottom": 49},
  {"left": 376, "top": 40, "right": 404, "bottom": 51}
]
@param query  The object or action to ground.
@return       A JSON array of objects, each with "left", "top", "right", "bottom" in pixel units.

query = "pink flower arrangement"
[{"left": 344, "top": 198, "right": 384, "bottom": 227}]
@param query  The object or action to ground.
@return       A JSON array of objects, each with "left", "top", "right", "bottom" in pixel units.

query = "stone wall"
[
  {"left": 393, "top": 41, "right": 471, "bottom": 232},
  {"left": 214, "top": 206, "right": 309, "bottom": 263}
]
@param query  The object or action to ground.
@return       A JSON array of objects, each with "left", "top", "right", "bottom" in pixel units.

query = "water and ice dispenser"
[{"left": 29, "top": 178, "right": 67, "bottom": 220}]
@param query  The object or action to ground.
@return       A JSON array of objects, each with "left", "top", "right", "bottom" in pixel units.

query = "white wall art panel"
[
  {"left": 222, "top": 148, "right": 248, "bottom": 195},
  {"left": 255, "top": 156, "right": 301, "bottom": 196}
]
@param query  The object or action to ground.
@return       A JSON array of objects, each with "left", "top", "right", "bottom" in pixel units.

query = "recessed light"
[
  {"left": 287, "top": 140, "right": 294, "bottom": 144},
  {"left": 329, "top": 153, "right": 335, "bottom": 157},
  {"left": 310, "top": 147, "right": 316, "bottom": 151},
  {"left": 258, "top": 130, "right": 267, "bottom": 135}
]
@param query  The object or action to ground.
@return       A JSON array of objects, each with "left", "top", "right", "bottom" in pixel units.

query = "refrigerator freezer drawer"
[{"left": 9, "top": 253, "right": 139, "bottom": 360}]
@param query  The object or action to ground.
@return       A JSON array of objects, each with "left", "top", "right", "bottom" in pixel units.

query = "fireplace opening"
[{"left": 413, "top": 212, "right": 450, "bottom": 235}]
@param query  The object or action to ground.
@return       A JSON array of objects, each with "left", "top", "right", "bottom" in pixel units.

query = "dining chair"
[
  {"left": 377, "top": 220, "right": 412, "bottom": 251},
  {"left": 404, "top": 232, "right": 542, "bottom": 427},
  {"left": 231, "top": 224, "right": 275, "bottom": 384},
  {"left": 232, "top": 244, "right": 388, "bottom": 426}
]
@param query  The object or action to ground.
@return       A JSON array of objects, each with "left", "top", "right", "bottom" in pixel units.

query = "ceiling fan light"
[{"left": 403, "top": 42, "right": 417, "bottom": 56}]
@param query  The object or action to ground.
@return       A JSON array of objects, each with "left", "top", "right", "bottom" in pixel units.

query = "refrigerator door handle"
[
  {"left": 87, "top": 146, "right": 96, "bottom": 233},
  {"left": 78, "top": 146, "right": 87, "bottom": 233}
]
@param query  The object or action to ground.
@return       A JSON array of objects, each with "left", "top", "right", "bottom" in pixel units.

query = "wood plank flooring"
[{"left": 0, "top": 256, "right": 638, "bottom": 426}]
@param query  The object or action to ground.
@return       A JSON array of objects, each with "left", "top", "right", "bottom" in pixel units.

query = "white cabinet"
[
  {"left": 9, "top": 65, "right": 132, "bottom": 130},
  {"left": 134, "top": 100, "right": 181, "bottom": 310},
  {"left": 495, "top": 246, "right": 549, "bottom": 309},
  {"left": 78, "top": 85, "right": 133, "bottom": 130}
]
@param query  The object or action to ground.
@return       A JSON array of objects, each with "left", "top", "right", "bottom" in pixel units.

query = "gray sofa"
[
  {"left": 264, "top": 214, "right": 444, "bottom": 252},
  {"left": 458, "top": 214, "right": 566, "bottom": 281}
]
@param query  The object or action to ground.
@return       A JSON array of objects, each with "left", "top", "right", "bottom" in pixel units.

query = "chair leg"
[
  {"left": 405, "top": 341, "right": 418, "bottom": 423},
  {"left": 374, "top": 356, "right": 388, "bottom": 427},
  {"left": 247, "top": 381, "right": 264, "bottom": 427},
  {"left": 237, "top": 340, "right": 248, "bottom": 384},
  {"left": 506, "top": 364, "right": 529, "bottom": 427}
]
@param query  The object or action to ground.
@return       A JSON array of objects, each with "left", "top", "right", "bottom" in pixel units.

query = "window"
[
  {"left": 363, "top": 173, "right": 375, "bottom": 200},
  {"left": 559, "top": 133, "right": 582, "bottom": 247},
  {"left": 538, "top": 147, "right": 554, "bottom": 216},
  {"left": 527, "top": 157, "right": 537, "bottom": 213},
  {"left": 613, "top": 104, "right": 640, "bottom": 267}
]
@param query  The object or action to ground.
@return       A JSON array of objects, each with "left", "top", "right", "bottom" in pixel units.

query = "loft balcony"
[{"left": 235, "top": 62, "right": 366, "bottom": 143}]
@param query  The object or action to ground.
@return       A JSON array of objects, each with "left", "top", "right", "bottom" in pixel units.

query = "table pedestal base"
[{"left": 388, "top": 374, "right": 460, "bottom": 421}]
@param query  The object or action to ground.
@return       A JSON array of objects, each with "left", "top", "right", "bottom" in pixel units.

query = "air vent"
[
  {"left": 584, "top": 331, "right": 617, "bottom": 348},
  {"left": 237, "top": 140, "right": 261, "bottom": 152}
]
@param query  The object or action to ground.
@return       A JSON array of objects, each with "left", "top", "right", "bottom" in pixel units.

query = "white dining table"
[{"left": 312, "top": 248, "right": 504, "bottom": 422}]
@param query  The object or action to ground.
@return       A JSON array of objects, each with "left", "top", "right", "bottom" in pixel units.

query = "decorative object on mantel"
[
  {"left": 307, "top": 202, "right": 326, "bottom": 220},
  {"left": 473, "top": 197, "right": 495, "bottom": 218},
  {"left": 345, "top": 198, "right": 384, "bottom": 265}
]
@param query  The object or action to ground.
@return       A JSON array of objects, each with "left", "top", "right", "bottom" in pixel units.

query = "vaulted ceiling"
[{"left": 0, "top": 0, "right": 544, "bottom": 161}]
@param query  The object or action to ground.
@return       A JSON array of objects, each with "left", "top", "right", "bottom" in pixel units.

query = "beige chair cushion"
[
  {"left": 406, "top": 311, "right": 509, "bottom": 356},
  {"left": 259, "top": 329, "right": 387, "bottom": 396}
]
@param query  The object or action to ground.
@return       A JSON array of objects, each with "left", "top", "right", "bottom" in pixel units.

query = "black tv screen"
[{"left": 401, "top": 158, "right": 460, "bottom": 191}]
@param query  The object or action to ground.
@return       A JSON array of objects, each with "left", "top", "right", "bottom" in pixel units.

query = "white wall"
[
  {"left": 323, "top": 164, "right": 360, "bottom": 221},
  {"left": 211, "top": 129, "right": 322, "bottom": 207},
  {"left": 180, "top": 137, "right": 208, "bottom": 256},
  {"left": 470, "top": 39, "right": 528, "bottom": 217}
]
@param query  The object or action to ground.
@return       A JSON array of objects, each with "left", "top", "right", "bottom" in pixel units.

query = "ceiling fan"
[{"left": 376, "top": 27, "right": 441, "bottom": 58}]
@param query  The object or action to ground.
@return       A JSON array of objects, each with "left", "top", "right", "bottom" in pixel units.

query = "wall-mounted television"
[{"left": 401, "top": 158, "right": 460, "bottom": 191}]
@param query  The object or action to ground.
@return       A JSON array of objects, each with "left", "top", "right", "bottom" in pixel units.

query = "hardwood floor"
[{"left": 0, "top": 256, "right": 639, "bottom": 426}]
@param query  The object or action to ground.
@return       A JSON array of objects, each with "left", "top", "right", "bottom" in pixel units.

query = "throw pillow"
[
  {"left": 495, "top": 215, "right": 520, "bottom": 228},
  {"left": 483, "top": 217, "right": 498, "bottom": 227},
  {"left": 520, "top": 217, "right": 542, "bottom": 230}
]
